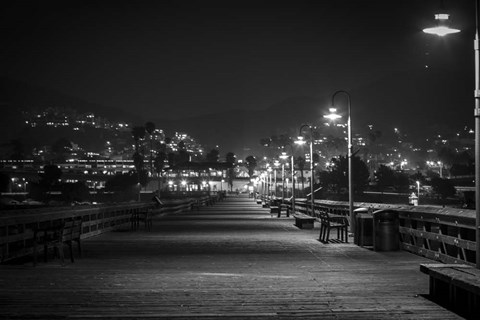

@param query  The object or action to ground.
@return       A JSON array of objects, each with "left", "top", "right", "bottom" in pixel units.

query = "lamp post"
[
  {"left": 267, "top": 166, "right": 272, "bottom": 198},
  {"left": 423, "top": 0, "right": 480, "bottom": 268},
  {"left": 416, "top": 180, "right": 420, "bottom": 205},
  {"left": 325, "top": 90, "right": 354, "bottom": 233},
  {"left": 295, "top": 124, "right": 314, "bottom": 216},
  {"left": 280, "top": 149, "right": 296, "bottom": 215},
  {"left": 273, "top": 160, "right": 280, "bottom": 198},
  {"left": 282, "top": 162, "right": 285, "bottom": 202}
]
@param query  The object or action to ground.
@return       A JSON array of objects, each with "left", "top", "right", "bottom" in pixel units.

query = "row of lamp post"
[
  {"left": 259, "top": 95, "right": 353, "bottom": 229},
  {"left": 256, "top": 2, "right": 480, "bottom": 269}
]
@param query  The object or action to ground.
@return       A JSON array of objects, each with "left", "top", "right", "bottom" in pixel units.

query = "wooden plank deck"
[{"left": 0, "top": 195, "right": 464, "bottom": 319}]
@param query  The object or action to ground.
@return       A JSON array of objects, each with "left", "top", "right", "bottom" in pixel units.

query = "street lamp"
[
  {"left": 423, "top": 0, "right": 480, "bottom": 268},
  {"left": 280, "top": 148, "right": 296, "bottom": 215},
  {"left": 267, "top": 166, "right": 272, "bottom": 197},
  {"left": 416, "top": 180, "right": 421, "bottom": 205},
  {"left": 295, "top": 124, "right": 315, "bottom": 216},
  {"left": 273, "top": 159, "right": 280, "bottom": 198},
  {"left": 423, "top": 13, "right": 460, "bottom": 36},
  {"left": 325, "top": 90, "right": 354, "bottom": 233}
]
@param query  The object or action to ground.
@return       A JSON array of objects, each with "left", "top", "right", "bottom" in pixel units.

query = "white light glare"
[{"left": 423, "top": 13, "right": 460, "bottom": 37}]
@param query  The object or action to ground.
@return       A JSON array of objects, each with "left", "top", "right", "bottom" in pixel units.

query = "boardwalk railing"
[
  {"left": 0, "top": 195, "right": 218, "bottom": 263},
  {"left": 282, "top": 197, "right": 476, "bottom": 266}
]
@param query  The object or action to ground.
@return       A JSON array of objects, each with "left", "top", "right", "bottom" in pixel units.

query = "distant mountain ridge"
[
  {"left": 1, "top": 64, "right": 473, "bottom": 160},
  {"left": 0, "top": 77, "right": 144, "bottom": 123}
]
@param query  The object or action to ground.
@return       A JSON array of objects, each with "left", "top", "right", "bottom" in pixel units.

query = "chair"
[
  {"left": 33, "top": 217, "right": 83, "bottom": 266},
  {"left": 318, "top": 210, "right": 349, "bottom": 243}
]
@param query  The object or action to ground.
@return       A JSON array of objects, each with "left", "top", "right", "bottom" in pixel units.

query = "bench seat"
[
  {"left": 293, "top": 213, "right": 315, "bottom": 229},
  {"left": 420, "top": 263, "right": 480, "bottom": 317}
]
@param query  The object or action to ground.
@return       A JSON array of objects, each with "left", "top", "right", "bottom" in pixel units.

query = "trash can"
[
  {"left": 373, "top": 210, "right": 399, "bottom": 251},
  {"left": 354, "top": 208, "right": 373, "bottom": 247}
]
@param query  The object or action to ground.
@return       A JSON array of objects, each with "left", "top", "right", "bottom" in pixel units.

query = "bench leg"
[
  {"left": 44, "top": 243, "right": 48, "bottom": 262},
  {"left": 33, "top": 241, "right": 38, "bottom": 267},
  {"left": 77, "top": 239, "right": 82, "bottom": 257},
  {"left": 57, "top": 243, "right": 65, "bottom": 266},
  {"left": 68, "top": 241, "right": 74, "bottom": 263}
]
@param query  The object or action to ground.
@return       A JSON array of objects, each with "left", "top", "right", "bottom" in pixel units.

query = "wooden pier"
[{"left": 0, "top": 195, "right": 464, "bottom": 319}]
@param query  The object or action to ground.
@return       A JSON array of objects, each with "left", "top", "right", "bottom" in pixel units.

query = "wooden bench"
[
  {"left": 318, "top": 210, "right": 349, "bottom": 243},
  {"left": 420, "top": 263, "right": 480, "bottom": 317},
  {"left": 293, "top": 213, "right": 315, "bottom": 229},
  {"left": 270, "top": 205, "right": 280, "bottom": 215},
  {"left": 131, "top": 209, "right": 152, "bottom": 231},
  {"left": 33, "top": 217, "right": 83, "bottom": 266},
  {"left": 191, "top": 199, "right": 200, "bottom": 210}
]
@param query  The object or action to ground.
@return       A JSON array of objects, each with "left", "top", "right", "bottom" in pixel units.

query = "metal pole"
[
  {"left": 267, "top": 172, "right": 270, "bottom": 197},
  {"left": 475, "top": 0, "right": 480, "bottom": 269},
  {"left": 348, "top": 96, "right": 354, "bottom": 234},
  {"left": 274, "top": 168, "right": 277, "bottom": 198},
  {"left": 417, "top": 181, "right": 420, "bottom": 205},
  {"left": 332, "top": 90, "right": 354, "bottom": 233},
  {"left": 291, "top": 154, "right": 295, "bottom": 214},
  {"left": 310, "top": 139, "right": 314, "bottom": 216},
  {"left": 282, "top": 163, "right": 285, "bottom": 203}
]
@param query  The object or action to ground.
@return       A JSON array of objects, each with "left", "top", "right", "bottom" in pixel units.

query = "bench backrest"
[{"left": 61, "top": 218, "right": 82, "bottom": 242}]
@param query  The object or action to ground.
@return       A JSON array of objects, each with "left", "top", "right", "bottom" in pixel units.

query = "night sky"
[{"left": 0, "top": 0, "right": 476, "bottom": 133}]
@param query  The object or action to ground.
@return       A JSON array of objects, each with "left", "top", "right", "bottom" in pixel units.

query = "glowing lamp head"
[
  {"left": 324, "top": 107, "right": 342, "bottom": 121},
  {"left": 295, "top": 136, "right": 306, "bottom": 145},
  {"left": 279, "top": 152, "right": 288, "bottom": 159},
  {"left": 423, "top": 13, "right": 460, "bottom": 36}
]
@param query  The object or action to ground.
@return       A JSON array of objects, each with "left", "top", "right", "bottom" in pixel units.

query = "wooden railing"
[
  {"left": 281, "top": 197, "right": 476, "bottom": 266},
  {"left": 0, "top": 195, "right": 218, "bottom": 263}
]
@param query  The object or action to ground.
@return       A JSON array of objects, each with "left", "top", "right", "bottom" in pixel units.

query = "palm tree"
[
  {"left": 296, "top": 156, "right": 306, "bottom": 195},
  {"left": 206, "top": 149, "right": 220, "bottom": 162},
  {"left": 145, "top": 122, "right": 156, "bottom": 177},
  {"left": 131, "top": 126, "right": 146, "bottom": 153},
  {"left": 154, "top": 150, "right": 167, "bottom": 195},
  {"left": 245, "top": 155, "right": 257, "bottom": 177},
  {"left": 131, "top": 126, "right": 146, "bottom": 201},
  {"left": 226, "top": 152, "right": 236, "bottom": 191}
]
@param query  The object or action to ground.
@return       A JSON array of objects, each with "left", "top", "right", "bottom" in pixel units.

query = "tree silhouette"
[
  {"left": 323, "top": 155, "right": 369, "bottom": 194},
  {"left": 131, "top": 126, "right": 146, "bottom": 153},
  {"left": 295, "top": 156, "right": 306, "bottom": 192},
  {"left": 0, "top": 173, "right": 11, "bottom": 192},
  {"left": 154, "top": 151, "right": 167, "bottom": 193},
  {"left": 51, "top": 138, "right": 72, "bottom": 163},
  {"left": 131, "top": 126, "right": 146, "bottom": 198},
  {"left": 145, "top": 122, "right": 156, "bottom": 176},
  {"left": 206, "top": 149, "right": 220, "bottom": 162},
  {"left": 431, "top": 177, "right": 456, "bottom": 203},
  {"left": 375, "top": 165, "right": 395, "bottom": 192},
  {"left": 226, "top": 152, "right": 236, "bottom": 191},
  {"left": 245, "top": 155, "right": 257, "bottom": 177},
  {"left": 8, "top": 139, "right": 25, "bottom": 160}
]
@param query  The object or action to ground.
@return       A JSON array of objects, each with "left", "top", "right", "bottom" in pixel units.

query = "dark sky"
[{"left": 0, "top": 0, "right": 475, "bottom": 126}]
